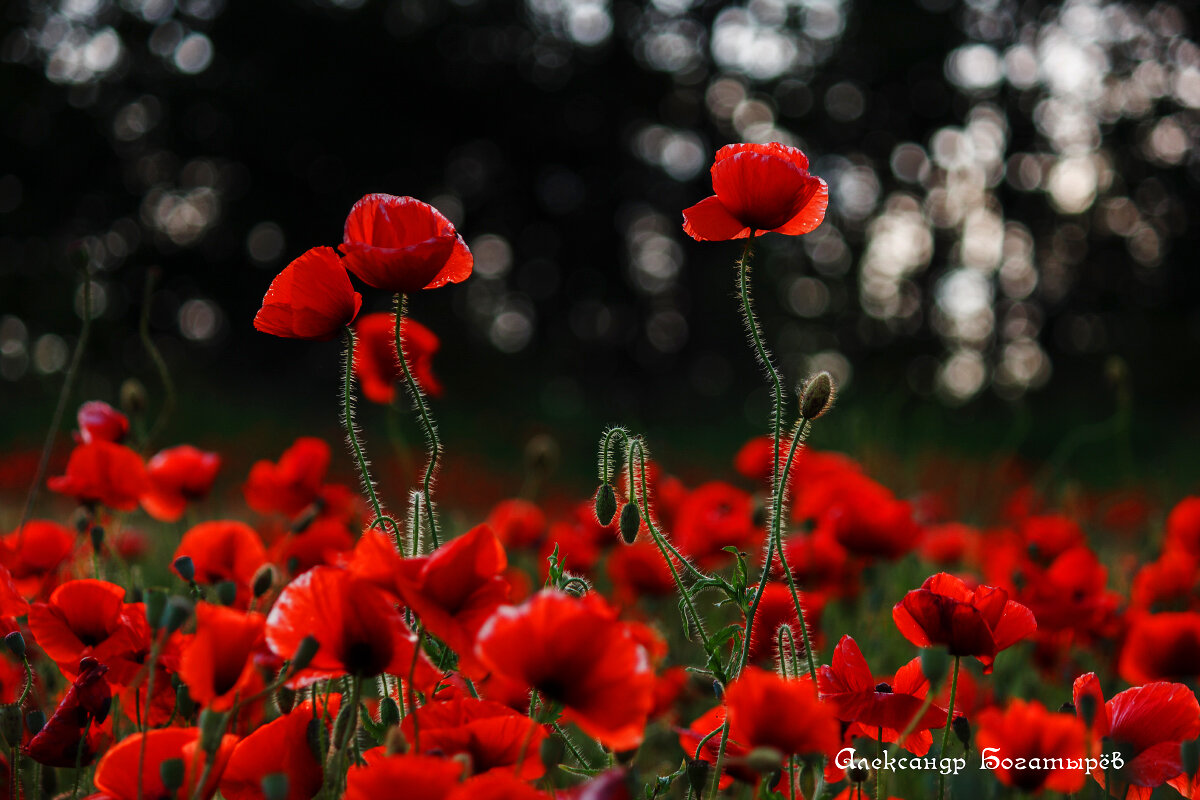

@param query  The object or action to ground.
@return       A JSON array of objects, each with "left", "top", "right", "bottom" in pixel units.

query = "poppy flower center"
[
  {"left": 875, "top": 682, "right": 892, "bottom": 694},
  {"left": 343, "top": 640, "right": 388, "bottom": 678}
]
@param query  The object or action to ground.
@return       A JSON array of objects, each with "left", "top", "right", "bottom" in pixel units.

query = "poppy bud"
[
  {"left": 261, "top": 773, "right": 289, "bottom": 800},
  {"left": 24, "top": 709, "right": 45, "bottom": 738},
  {"left": 275, "top": 686, "right": 296, "bottom": 715},
  {"left": 120, "top": 378, "right": 148, "bottom": 416},
  {"left": 199, "top": 708, "right": 226, "bottom": 754},
  {"left": 173, "top": 555, "right": 195, "bottom": 583},
  {"left": 0, "top": 705, "right": 21, "bottom": 748},
  {"left": 252, "top": 564, "right": 277, "bottom": 598},
  {"left": 177, "top": 684, "right": 195, "bottom": 717},
  {"left": 540, "top": 734, "right": 564, "bottom": 771},
  {"left": 799, "top": 371, "right": 835, "bottom": 420},
  {"left": 1182, "top": 739, "right": 1200, "bottom": 777},
  {"left": 712, "top": 680, "right": 724, "bottom": 702},
  {"left": 215, "top": 581, "right": 238, "bottom": 606},
  {"left": 333, "top": 700, "right": 356, "bottom": 748},
  {"left": 745, "top": 746, "right": 785, "bottom": 775},
  {"left": 1077, "top": 692, "right": 1098, "bottom": 729},
  {"left": 953, "top": 715, "right": 971, "bottom": 751},
  {"left": 160, "top": 597, "right": 192, "bottom": 633},
  {"left": 160, "top": 758, "right": 185, "bottom": 793},
  {"left": 145, "top": 589, "right": 168, "bottom": 631},
  {"left": 920, "top": 648, "right": 949, "bottom": 685},
  {"left": 90, "top": 525, "right": 105, "bottom": 551},
  {"left": 618, "top": 503, "right": 640, "bottom": 544},
  {"left": 687, "top": 759, "right": 710, "bottom": 795},
  {"left": 291, "top": 636, "right": 320, "bottom": 673},
  {"left": 594, "top": 483, "right": 617, "bottom": 526},
  {"left": 379, "top": 697, "right": 400, "bottom": 728},
  {"left": 4, "top": 632, "right": 25, "bottom": 659},
  {"left": 848, "top": 758, "right": 870, "bottom": 784},
  {"left": 384, "top": 726, "right": 408, "bottom": 756}
]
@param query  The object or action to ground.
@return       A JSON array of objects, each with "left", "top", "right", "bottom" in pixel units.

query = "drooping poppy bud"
[
  {"left": 595, "top": 483, "right": 617, "bottom": 526},
  {"left": 252, "top": 564, "right": 276, "bottom": 598},
  {"left": 686, "top": 759, "right": 710, "bottom": 796},
  {"left": 4, "top": 631, "right": 25, "bottom": 659},
  {"left": 618, "top": 503, "right": 640, "bottom": 544},
  {"left": 174, "top": 555, "right": 196, "bottom": 583}
]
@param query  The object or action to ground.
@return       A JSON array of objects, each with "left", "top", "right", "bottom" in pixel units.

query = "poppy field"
[{"left": 0, "top": 141, "right": 1198, "bottom": 800}]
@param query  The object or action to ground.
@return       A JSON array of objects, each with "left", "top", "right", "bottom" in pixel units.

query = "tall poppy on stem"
[
  {"left": 975, "top": 699, "right": 1087, "bottom": 794},
  {"left": 352, "top": 312, "right": 443, "bottom": 403},
  {"left": 339, "top": 194, "right": 472, "bottom": 293},
  {"left": 253, "top": 246, "right": 362, "bottom": 341}
]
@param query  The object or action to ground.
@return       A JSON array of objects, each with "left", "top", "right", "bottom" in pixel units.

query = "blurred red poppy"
[
  {"left": 173, "top": 521, "right": 268, "bottom": 608},
  {"left": 339, "top": 194, "right": 473, "bottom": 293},
  {"left": 1, "top": 520, "right": 74, "bottom": 598},
  {"left": 682, "top": 142, "right": 828, "bottom": 241},
  {"left": 47, "top": 441, "right": 147, "bottom": 511},
  {"left": 254, "top": 246, "right": 362, "bottom": 340},
  {"left": 1072, "top": 673, "right": 1200, "bottom": 800},
  {"left": 817, "top": 635, "right": 948, "bottom": 756},
  {"left": 1119, "top": 611, "right": 1200, "bottom": 684},
  {"left": 74, "top": 401, "right": 129, "bottom": 444},
  {"left": 27, "top": 579, "right": 149, "bottom": 683},
  {"left": 1165, "top": 496, "right": 1200, "bottom": 559},
  {"left": 220, "top": 696, "right": 339, "bottom": 800},
  {"left": 270, "top": 517, "right": 355, "bottom": 577},
  {"left": 27, "top": 657, "right": 111, "bottom": 767},
  {"left": 744, "top": 581, "right": 825, "bottom": 666},
  {"left": 674, "top": 481, "right": 761, "bottom": 568},
  {"left": 353, "top": 312, "right": 443, "bottom": 403},
  {"left": 485, "top": 499, "right": 547, "bottom": 550},
  {"left": 724, "top": 667, "right": 839, "bottom": 758},
  {"left": 400, "top": 696, "right": 547, "bottom": 779},
  {"left": 474, "top": 590, "right": 654, "bottom": 751},
  {"left": 141, "top": 444, "right": 221, "bottom": 522},
  {"left": 975, "top": 699, "right": 1087, "bottom": 794},
  {"left": 91, "top": 728, "right": 238, "bottom": 800},
  {"left": 178, "top": 602, "right": 266, "bottom": 711},
  {"left": 893, "top": 572, "right": 1036, "bottom": 672},
  {"left": 265, "top": 566, "right": 437, "bottom": 687},
  {"left": 243, "top": 437, "right": 331, "bottom": 518},
  {"left": 345, "top": 754, "right": 465, "bottom": 800}
]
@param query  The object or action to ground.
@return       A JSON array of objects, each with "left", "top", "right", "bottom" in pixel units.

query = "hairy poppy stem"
[
  {"left": 137, "top": 632, "right": 165, "bottom": 800},
  {"left": 736, "top": 236, "right": 782, "bottom": 503},
  {"left": 393, "top": 294, "right": 442, "bottom": 550},
  {"left": 407, "top": 626, "right": 425, "bottom": 754},
  {"left": 341, "top": 327, "right": 397, "bottom": 543},
  {"left": 936, "top": 656, "right": 962, "bottom": 800},
  {"left": 17, "top": 265, "right": 92, "bottom": 544},
  {"left": 708, "top": 719, "right": 731, "bottom": 800},
  {"left": 140, "top": 267, "right": 176, "bottom": 447}
]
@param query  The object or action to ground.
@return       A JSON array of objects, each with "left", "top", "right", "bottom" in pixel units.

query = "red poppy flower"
[
  {"left": 799, "top": 470, "right": 919, "bottom": 561},
  {"left": 724, "top": 667, "right": 839, "bottom": 758},
  {"left": 447, "top": 772, "right": 545, "bottom": 800},
  {"left": 918, "top": 522, "right": 982, "bottom": 566},
  {"left": 339, "top": 194, "right": 473, "bottom": 292},
  {"left": 178, "top": 602, "right": 266, "bottom": 711},
  {"left": 27, "top": 579, "right": 148, "bottom": 682},
  {"left": 254, "top": 246, "right": 362, "bottom": 340},
  {"left": 1018, "top": 514, "right": 1086, "bottom": 563},
  {"left": 673, "top": 481, "right": 761, "bottom": 569},
  {"left": 974, "top": 699, "right": 1087, "bottom": 794},
  {"left": 243, "top": 437, "right": 331, "bottom": 518},
  {"left": 1, "top": 520, "right": 72, "bottom": 598},
  {"left": 1165, "top": 496, "right": 1200, "bottom": 559},
  {"left": 26, "top": 657, "right": 111, "bottom": 767},
  {"left": 1072, "top": 673, "right": 1200, "bottom": 800},
  {"left": 140, "top": 445, "right": 222, "bottom": 522},
  {"left": 1131, "top": 552, "right": 1199, "bottom": 611},
  {"left": 744, "top": 582, "right": 826, "bottom": 666},
  {"left": 270, "top": 517, "right": 355, "bottom": 577},
  {"left": 678, "top": 706, "right": 751, "bottom": 790},
  {"left": 775, "top": 529, "right": 854, "bottom": 598},
  {"left": 265, "top": 566, "right": 437, "bottom": 687},
  {"left": 485, "top": 499, "right": 547, "bottom": 550},
  {"left": 817, "top": 635, "right": 948, "bottom": 756},
  {"left": 353, "top": 312, "right": 443, "bottom": 403},
  {"left": 345, "top": 754, "right": 463, "bottom": 800},
  {"left": 74, "top": 401, "right": 129, "bottom": 444},
  {"left": 91, "top": 728, "right": 238, "bottom": 800},
  {"left": 400, "top": 696, "right": 547, "bottom": 780},
  {"left": 474, "top": 590, "right": 654, "bottom": 751},
  {"left": 394, "top": 525, "right": 510, "bottom": 675},
  {"left": 893, "top": 572, "right": 1036, "bottom": 673},
  {"left": 1119, "top": 611, "right": 1200, "bottom": 684},
  {"left": 606, "top": 540, "right": 677, "bottom": 606},
  {"left": 173, "top": 521, "right": 268, "bottom": 608},
  {"left": 1011, "top": 546, "right": 1120, "bottom": 639},
  {"left": 682, "top": 142, "right": 828, "bottom": 241},
  {"left": 47, "top": 441, "right": 148, "bottom": 511},
  {"left": 220, "top": 696, "right": 338, "bottom": 800}
]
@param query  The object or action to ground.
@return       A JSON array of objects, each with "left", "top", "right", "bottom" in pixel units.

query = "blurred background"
[{"left": 2, "top": 0, "right": 1199, "bottom": 493}]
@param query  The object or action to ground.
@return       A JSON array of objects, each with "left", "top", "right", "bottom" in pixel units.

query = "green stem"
[
  {"left": 708, "top": 719, "right": 731, "bottom": 800},
  {"left": 936, "top": 656, "right": 961, "bottom": 800},
  {"left": 393, "top": 294, "right": 442, "bottom": 549},
  {"left": 736, "top": 236, "right": 783, "bottom": 508},
  {"left": 553, "top": 722, "right": 594, "bottom": 770},
  {"left": 407, "top": 626, "right": 425, "bottom": 754},
  {"left": 137, "top": 634, "right": 164, "bottom": 800},
  {"left": 140, "top": 268, "right": 176, "bottom": 446},
  {"left": 341, "top": 328, "right": 396, "bottom": 541},
  {"left": 17, "top": 267, "right": 92, "bottom": 542}
]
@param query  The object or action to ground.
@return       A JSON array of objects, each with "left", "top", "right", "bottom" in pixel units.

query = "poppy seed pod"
[
  {"left": 953, "top": 715, "right": 972, "bottom": 750},
  {"left": 686, "top": 759, "right": 710, "bottom": 795},
  {"left": 4, "top": 631, "right": 25, "bottom": 659},
  {"left": 261, "top": 773, "right": 290, "bottom": 800},
  {"left": 848, "top": 759, "right": 870, "bottom": 784},
  {"left": 799, "top": 371, "right": 835, "bottom": 421},
  {"left": 159, "top": 758, "right": 185, "bottom": 792},
  {"left": 252, "top": 563, "right": 277, "bottom": 598},
  {"left": 216, "top": 581, "right": 238, "bottom": 606},
  {"left": 595, "top": 482, "right": 617, "bottom": 526},
  {"left": 24, "top": 709, "right": 45, "bottom": 737},
  {"left": 618, "top": 502, "right": 640, "bottom": 544},
  {"left": 173, "top": 555, "right": 195, "bottom": 583},
  {"left": 90, "top": 525, "right": 106, "bottom": 551}
]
